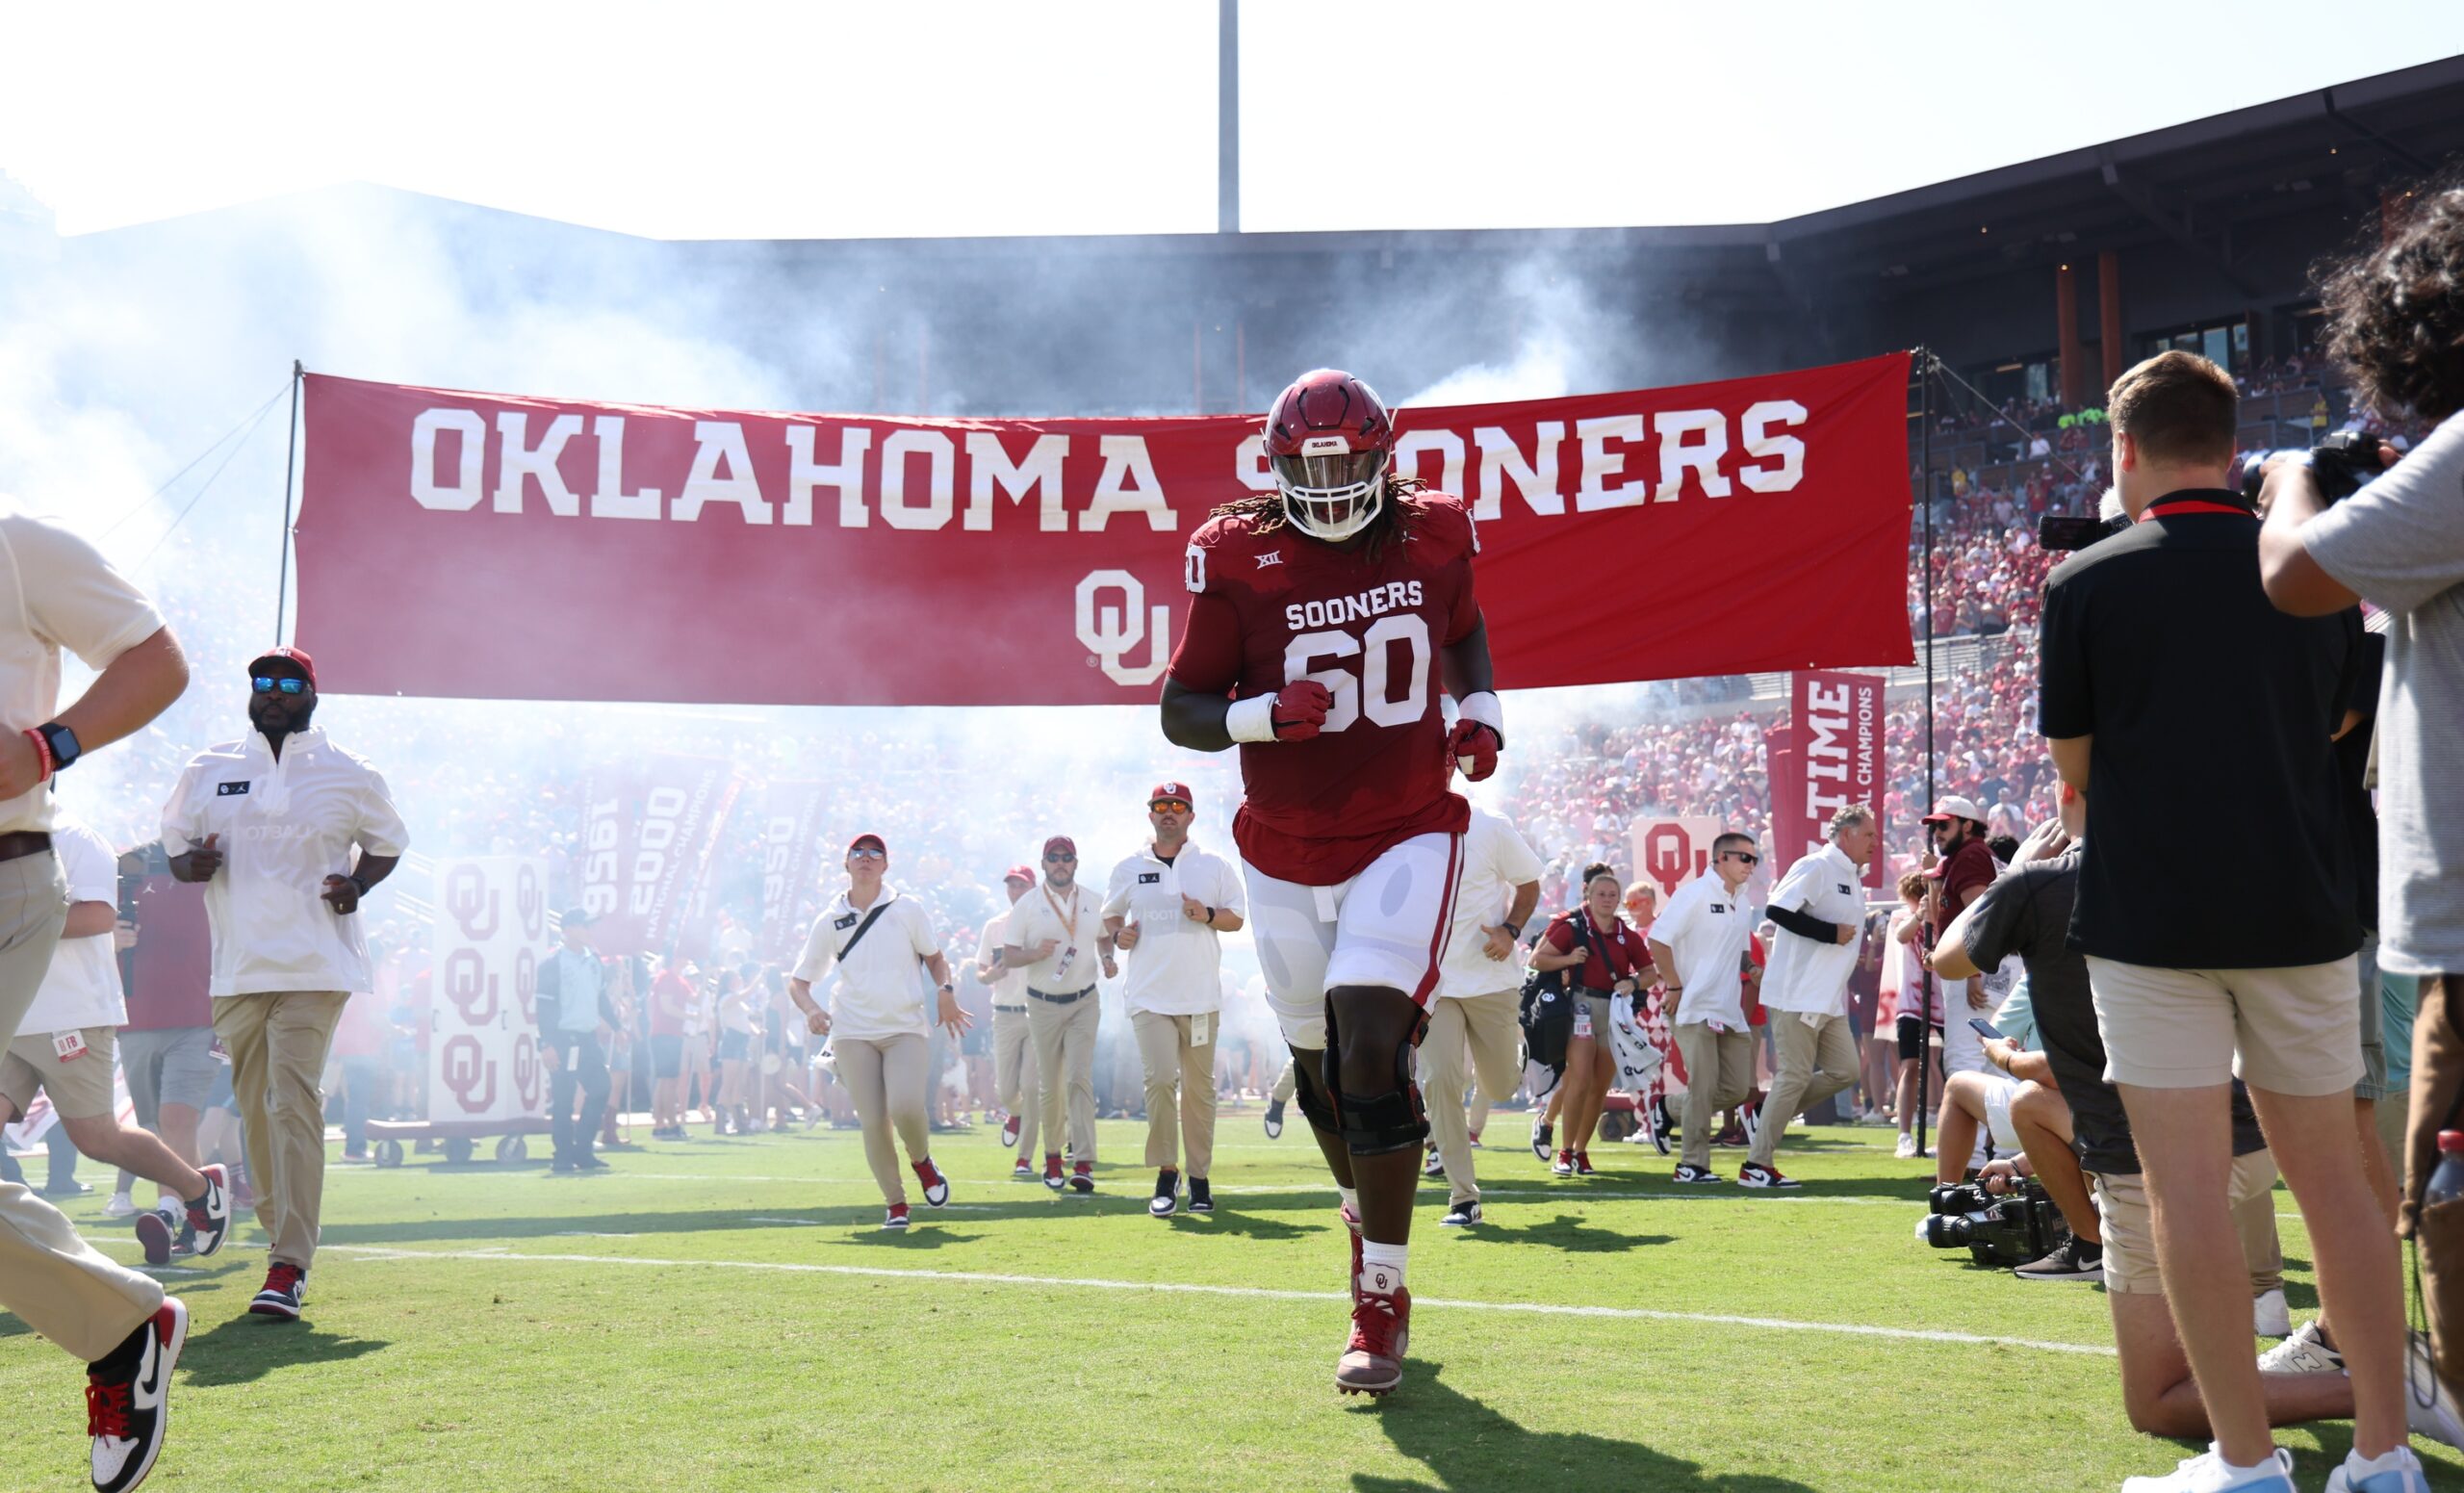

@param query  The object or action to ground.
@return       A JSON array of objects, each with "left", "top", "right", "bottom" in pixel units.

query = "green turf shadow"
[
  {"left": 1351, "top": 1362, "right": 1822, "bottom": 1492},
  {"left": 178, "top": 1312, "right": 391, "bottom": 1387}
]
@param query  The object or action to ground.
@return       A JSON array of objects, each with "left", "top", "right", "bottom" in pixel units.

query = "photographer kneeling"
[{"left": 1932, "top": 785, "right": 2464, "bottom": 1451}]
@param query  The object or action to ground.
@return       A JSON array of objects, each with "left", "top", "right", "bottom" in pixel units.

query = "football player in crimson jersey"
[{"left": 1161, "top": 369, "right": 1502, "bottom": 1398}]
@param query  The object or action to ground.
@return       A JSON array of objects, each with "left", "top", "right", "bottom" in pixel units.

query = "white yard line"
[
  {"left": 524, "top": 1171, "right": 1915, "bottom": 1206},
  {"left": 320, "top": 1243, "right": 2115, "bottom": 1359}
]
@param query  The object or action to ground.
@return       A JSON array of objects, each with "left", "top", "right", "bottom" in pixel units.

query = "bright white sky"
[{"left": 3, "top": 3, "right": 2459, "bottom": 240}]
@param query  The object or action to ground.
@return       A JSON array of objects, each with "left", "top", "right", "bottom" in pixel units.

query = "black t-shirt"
[
  {"left": 2039, "top": 491, "right": 2363, "bottom": 967},
  {"left": 2338, "top": 631, "right": 2385, "bottom": 930},
  {"left": 1963, "top": 845, "right": 2266, "bottom": 1175}
]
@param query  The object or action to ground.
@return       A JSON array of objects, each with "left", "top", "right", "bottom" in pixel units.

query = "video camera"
[
  {"left": 1919, "top": 1176, "right": 2070, "bottom": 1269},
  {"left": 2239, "top": 428, "right": 2387, "bottom": 506}
]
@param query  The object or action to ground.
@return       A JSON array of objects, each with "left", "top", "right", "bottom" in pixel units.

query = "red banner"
[
  {"left": 574, "top": 755, "right": 742, "bottom": 957},
  {"left": 293, "top": 355, "right": 1912, "bottom": 705},
  {"left": 1774, "top": 670, "right": 1887, "bottom": 891}
]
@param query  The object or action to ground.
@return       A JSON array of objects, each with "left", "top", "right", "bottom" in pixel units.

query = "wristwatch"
[
  {"left": 1502, "top": 919, "right": 1523, "bottom": 940},
  {"left": 937, "top": 981, "right": 955, "bottom": 993},
  {"left": 34, "top": 722, "right": 79, "bottom": 773}
]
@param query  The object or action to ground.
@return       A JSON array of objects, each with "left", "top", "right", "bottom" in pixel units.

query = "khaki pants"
[
  {"left": 1676, "top": 1022, "right": 1756, "bottom": 1171},
  {"left": 1423, "top": 990, "right": 1524, "bottom": 1204},
  {"left": 0, "top": 852, "right": 163, "bottom": 1361},
  {"left": 1749, "top": 1012, "right": 1861, "bottom": 1169},
  {"left": 1132, "top": 1010, "right": 1218, "bottom": 1177},
  {"left": 2093, "top": 1151, "right": 2284, "bottom": 1296},
  {"left": 834, "top": 1034, "right": 931, "bottom": 1207},
  {"left": 215, "top": 990, "right": 348, "bottom": 1270},
  {"left": 1028, "top": 993, "right": 1099, "bottom": 1163},
  {"left": 990, "top": 1006, "right": 1040, "bottom": 1162}
]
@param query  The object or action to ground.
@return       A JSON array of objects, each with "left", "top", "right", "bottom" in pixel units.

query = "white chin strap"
[{"left": 1279, "top": 473, "right": 1386, "bottom": 542}]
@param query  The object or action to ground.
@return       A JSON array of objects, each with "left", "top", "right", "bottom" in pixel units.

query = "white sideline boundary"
[
  {"left": 320, "top": 1243, "right": 2117, "bottom": 1359},
  {"left": 530, "top": 1171, "right": 1917, "bottom": 1206}
]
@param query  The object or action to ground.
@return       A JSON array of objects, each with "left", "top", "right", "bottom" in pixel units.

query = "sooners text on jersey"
[{"left": 1168, "top": 492, "right": 1482, "bottom": 886}]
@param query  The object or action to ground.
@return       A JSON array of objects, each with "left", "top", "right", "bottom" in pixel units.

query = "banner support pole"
[
  {"left": 273, "top": 360, "right": 302, "bottom": 645},
  {"left": 1916, "top": 347, "right": 1937, "bottom": 1162}
]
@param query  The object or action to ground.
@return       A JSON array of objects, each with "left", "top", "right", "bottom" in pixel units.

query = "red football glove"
[
  {"left": 1270, "top": 681, "right": 1333, "bottom": 740},
  {"left": 1448, "top": 719, "right": 1502, "bottom": 781}
]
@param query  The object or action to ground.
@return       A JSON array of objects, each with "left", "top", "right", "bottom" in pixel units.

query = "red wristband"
[{"left": 22, "top": 729, "right": 53, "bottom": 784}]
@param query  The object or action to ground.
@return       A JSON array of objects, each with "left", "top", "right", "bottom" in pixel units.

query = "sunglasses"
[
  {"left": 251, "top": 676, "right": 309, "bottom": 695},
  {"left": 1149, "top": 800, "right": 1191, "bottom": 814},
  {"left": 1722, "top": 851, "right": 1760, "bottom": 865},
  {"left": 848, "top": 847, "right": 886, "bottom": 861},
  {"left": 1044, "top": 852, "right": 1076, "bottom": 862}
]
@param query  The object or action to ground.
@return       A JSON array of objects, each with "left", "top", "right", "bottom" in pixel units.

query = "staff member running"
[
  {"left": 975, "top": 863, "right": 1040, "bottom": 1178},
  {"left": 1426, "top": 805, "right": 1541, "bottom": 1224},
  {"left": 786, "top": 833, "right": 965, "bottom": 1230},
  {"left": 0, "top": 509, "right": 193, "bottom": 1492},
  {"left": 1653, "top": 833, "right": 1760, "bottom": 1184},
  {"left": 1527, "top": 863, "right": 1649, "bottom": 1176},
  {"left": 1007, "top": 835, "right": 1116, "bottom": 1195},
  {"left": 1743, "top": 805, "right": 1879, "bottom": 1189},
  {"left": 165, "top": 646, "right": 406, "bottom": 1324},
  {"left": 1104, "top": 783, "right": 1245, "bottom": 1218}
]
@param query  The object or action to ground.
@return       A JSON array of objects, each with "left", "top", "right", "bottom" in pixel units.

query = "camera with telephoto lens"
[
  {"left": 1919, "top": 1175, "right": 2071, "bottom": 1268},
  {"left": 2239, "top": 428, "right": 2387, "bottom": 505},
  {"left": 2036, "top": 512, "right": 2130, "bottom": 553}
]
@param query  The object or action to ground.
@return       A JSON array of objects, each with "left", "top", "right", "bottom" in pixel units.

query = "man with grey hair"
[{"left": 1743, "top": 805, "right": 1879, "bottom": 1188}]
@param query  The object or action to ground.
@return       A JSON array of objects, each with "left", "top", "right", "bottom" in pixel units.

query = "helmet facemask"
[{"left": 1271, "top": 438, "right": 1390, "bottom": 542}]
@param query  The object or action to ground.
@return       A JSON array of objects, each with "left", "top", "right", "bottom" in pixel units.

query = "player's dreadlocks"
[{"left": 1209, "top": 473, "right": 1426, "bottom": 565}]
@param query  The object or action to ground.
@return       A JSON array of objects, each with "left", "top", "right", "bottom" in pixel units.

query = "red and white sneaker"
[
  {"left": 883, "top": 1204, "right": 911, "bottom": 1230},
  {"left": 1336, "top": 1285, "right": 1411, "bottom": 1397},
  {"left": 1573, "top": 1151, "right": 1597, "bottom": 1177},
  {"left": 88, "top": 1298, "right": 186, "bottom": 1493},
  {"left": 184, "top": 1166, "right": 230, "bottom": 1258},
  {"left": 247, "top": 1263, "right": 305, "bottom": 1321},
  {"left": 134, "top": 1211, "right": 174, "bottom": 1268},
  {"left": 1012, "top": 1157, "right": 1036, "bottom": 1180},
  {"left": 1043, "top": 1153, "right": 1065, "bottom": 1192},
  {"left": 1000, "top": 1112, "right": 1021, "bottom": 1149},
  {"left": 1068, "top": 1160, "right": 1095, "bottom": 1195},
  {"left": 1552, "top": 1149, "right": 1576, "bottom": 1177},
  {"left": 911, "top": 1158, "right": 950, "bottom": 1207}
]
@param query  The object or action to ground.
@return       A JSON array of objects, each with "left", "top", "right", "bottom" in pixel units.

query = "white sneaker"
[
  {"left": 1894, "top": 1132, "right": 1918, "bottom": 1159},
  {"left": 2323, "top": 1445, "right": 2428, "bottom": 1493},
  {"left": 2257, "top": 1320, "right": 2344, "bottom": 1377},
  {"left": 101, "top": 1193, "right": 137, "bottom": 1219},
  {"left": 2404, "top": 1329, "right": 2464, "bottom": 1453},
  {"left": 2251, "top": 1287, "right": 2290, "bottom": 1338},
  {"left": 2119, "top": 1444, "right": 2294, "bottom": 1492}
]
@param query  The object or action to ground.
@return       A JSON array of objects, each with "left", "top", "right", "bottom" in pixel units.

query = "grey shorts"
[{"left": 119, "top": 1026, "right": 219, "bottom": 1128}]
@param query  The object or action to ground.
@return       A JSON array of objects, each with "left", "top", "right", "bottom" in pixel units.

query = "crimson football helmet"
[{"left": 1264, "top": 370, "right": 1397, "bottom": 542}]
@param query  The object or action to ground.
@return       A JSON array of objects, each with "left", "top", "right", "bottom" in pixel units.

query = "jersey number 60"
[{"left": 1284, "top": 615, "right": 1431, "bottom": 734}]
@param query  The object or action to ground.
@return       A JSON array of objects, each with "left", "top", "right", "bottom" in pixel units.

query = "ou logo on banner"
[
  {"left": 1633, "top": 816, "right": 1723, "bottom": 898},
  {"left": 1076, "top": 570, "right": 1172, "bottom": 687}
]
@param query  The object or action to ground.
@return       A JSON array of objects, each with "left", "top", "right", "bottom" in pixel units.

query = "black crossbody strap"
[{"left": 836, "top": 901, "right": 893, "bottom": 963}]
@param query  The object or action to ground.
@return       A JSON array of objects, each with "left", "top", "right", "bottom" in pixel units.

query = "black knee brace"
[
  {"left": 1321, "top": 1001, "right": 1429, "bottom": 1156},
  {"left": 1288, "top": 1047, "right": 1339, "bottom": 1135}
]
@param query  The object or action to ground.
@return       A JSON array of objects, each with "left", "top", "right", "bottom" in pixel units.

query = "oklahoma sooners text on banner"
[{"left": 294, "top": 355, "right": 1912, "bottom": 704}]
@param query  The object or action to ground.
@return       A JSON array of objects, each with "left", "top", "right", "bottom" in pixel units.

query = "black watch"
[
  {"left": 35, "top": 722, "right": 79, "bottom": 773},
  {"left": 1502, "top": 919, "right": 1523, "bottom": 940},
  {"left": 346, "top": 873, "right": 371, "bottom": 897}
]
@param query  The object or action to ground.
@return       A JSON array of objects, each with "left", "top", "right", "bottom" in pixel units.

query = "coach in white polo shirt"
[
  {"left": 975, "top": 862, "right": 1040, "bottom": 1179},
  {"left": 1008, "top": 834, "right": 1116, "bottom": 1195},
  {"left": 787, "top": 832, "right": 965, "bottom": 1230},
  {"left": 164, "top": 646, "right": 406, "bottom": 1323},
  {"left": 1741, "top": 805, "right": 1878, "bottom": 1190},
  {"left": 1425, "top": 804, "right": 1542, "bottom": 1228},
  {"left": 1651, "top": 830, "right": 1761, "bottom": 1184},
  {"left": 1103, "top": 782, "right": 1245, "bottom": 1219}
]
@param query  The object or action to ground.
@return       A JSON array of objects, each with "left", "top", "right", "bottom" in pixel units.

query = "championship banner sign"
[
  {"left": 757, "top": 779, "right": 829, "bottom": 964},
  {"left": 576, "top": 755, "right": 743, "bottom": 957},
  {"left": 429, "top": 855, "right": 549, "bottom": 1125},
  {"left": 1774, "top": 670, "right": 1887, "bottom": 891},
  {"left": 295, "top": 354, "right": 1913, "bottom": 705}
]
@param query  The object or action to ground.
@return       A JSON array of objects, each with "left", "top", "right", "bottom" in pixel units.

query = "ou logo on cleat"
[{"left": 1076, "top": 569, "right": 1171, "bottom": 687}]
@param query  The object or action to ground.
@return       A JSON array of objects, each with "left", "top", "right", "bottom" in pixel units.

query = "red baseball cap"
[
  {"left": 1002, "top": 864, "right": 1035, "bottom": 886},
  {"left": 847, "top": 832, "right": 887, "bottom": 855},
  {"left": 1042, "top": 835, "right": 1076, "bottom": 858},
  {"left": 248, "top": 647, "right": 318, "bottom": 689},
  {"left": 1148, "top": 782, "right": 1194, "bottom": 808}
]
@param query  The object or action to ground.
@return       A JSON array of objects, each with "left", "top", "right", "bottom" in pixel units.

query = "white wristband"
[
  {"left": 1456, "top": 690, "right": 1504, "bottom": 743},
  {"left": 1226, "top": 693, "right": 1280, "bottom": 744}
]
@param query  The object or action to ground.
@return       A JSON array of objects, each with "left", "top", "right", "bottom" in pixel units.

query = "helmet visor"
[{"left": 1271, "top": 450, "right": 1388, "bottom": 496}]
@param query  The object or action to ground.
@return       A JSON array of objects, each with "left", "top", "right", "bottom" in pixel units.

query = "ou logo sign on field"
[
  {"left": 1075, "top": 569, "right": 1171, "bottom": 687},
  {"left": 1632, "top": 816, "right": 1724, "bottom": 898}
]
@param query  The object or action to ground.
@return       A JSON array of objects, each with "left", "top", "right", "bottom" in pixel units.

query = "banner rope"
[
  {"left": 130, "top": 384, "right": 290, "bottom": 568},
  {"left": 93, "top": 374, "right": 295, "bottom": 540}
]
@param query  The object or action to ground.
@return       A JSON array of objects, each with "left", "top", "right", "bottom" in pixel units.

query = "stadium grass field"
[{"left": 7, "top": 1113, "right": 2461, "bottom": 1492}]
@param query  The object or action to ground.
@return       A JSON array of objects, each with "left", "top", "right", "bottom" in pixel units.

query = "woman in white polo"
[{"left": 788, "top": 833, "right": 969, "bottom": 1230}]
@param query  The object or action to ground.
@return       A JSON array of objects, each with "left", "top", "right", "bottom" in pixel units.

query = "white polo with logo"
[
  {"left": 1436, "top": 807, "right": 1543, "bottom": 1001},
  {"left": 976, "top": 909, "right": 1029, "bottom": 1010},
  {"left": 792, "top": 885, "right": 938, "bottom": 1042},
  {"left": 1758, "top": 840, "right": 1867, "bottom": 1017},
  {"left": 1005, "top": 882, "right": 1104, "bottom": 995},
  {"left": 1654, "top": 869, "right": 1754, "bottom": 1029},
  {"left": 161, "top": 727, "right": 410, "bottom": 997},
  {"left": 1100, "top": 841, "right": 1245, "bottom": 1017}
]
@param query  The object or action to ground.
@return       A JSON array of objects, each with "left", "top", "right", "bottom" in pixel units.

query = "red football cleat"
[{"left": 1336, "top": 1285, "right": 1411, "bottom": 1397}]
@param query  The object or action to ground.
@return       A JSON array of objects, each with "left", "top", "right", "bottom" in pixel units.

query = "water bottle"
[{"left": 2427, "top": 1131, "right": 2464, "bottom": 1210}]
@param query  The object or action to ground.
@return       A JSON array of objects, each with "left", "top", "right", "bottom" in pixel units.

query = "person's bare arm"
[
  {"left": 1646, "top": 937, "right": 1679, "bottom": 989},
  {"left": 1932, "top": 900, "right": 1987, "bottom": 980},
  {"left": 64, "top": 900, "right": 116, "bottom": 938},
  {"left": 2259, "top": 462, "right": 2366, "bottom": 617},
  {"left": 1, "top": 628, "right": 190, "bottom": 800},
  {"left": 2048, "top": 735, "right": 2091, "bottom": 794}
]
